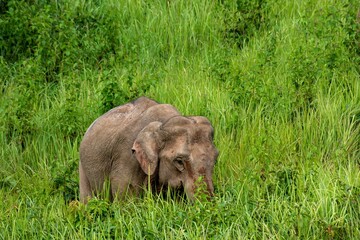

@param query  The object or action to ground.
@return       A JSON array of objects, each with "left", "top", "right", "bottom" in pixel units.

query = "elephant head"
[{"left": 132, "top": 116, "right": 218, "bottom": 200}]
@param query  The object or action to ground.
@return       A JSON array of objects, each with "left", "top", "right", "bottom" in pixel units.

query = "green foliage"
[
  {"left": 0, "top": 0, "right": 359, "bottom": 239},
  {"left": 214, "top": 0, "right": 360, "bottom": 123},
  {"left": 99, "top": 68, "right": 155, "bottom": 113},
  {"left": 220, "top": 0, "right": 268, "bottom": 49},
  {"left": 51, "top": 156, "right": 78, "bottom": 203}
]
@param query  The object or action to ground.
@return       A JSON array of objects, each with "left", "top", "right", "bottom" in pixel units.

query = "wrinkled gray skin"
[{"left": 79, "top": 97, "right": 218, "bottom": 203}]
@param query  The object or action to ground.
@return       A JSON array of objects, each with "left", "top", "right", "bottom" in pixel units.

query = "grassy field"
[{"left": 1, "top": 0, "right": 359, "bottom": 239}]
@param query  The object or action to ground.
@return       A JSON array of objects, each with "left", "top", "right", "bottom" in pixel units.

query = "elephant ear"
[{"left": 132, "top": 121, "right": 162, "bottom": 176}]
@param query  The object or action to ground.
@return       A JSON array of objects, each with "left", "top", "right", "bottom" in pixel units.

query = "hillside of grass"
[{"left": 1, "top": 0, "right": 359, "bottom": 239}]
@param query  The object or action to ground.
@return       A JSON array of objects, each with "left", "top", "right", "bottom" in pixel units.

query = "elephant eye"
[
  {"left": 173, "top": 157, "right": 185, "bottom": 172},
  {"left": 174, "top": 158, "right": 184, "bottom": 165}
]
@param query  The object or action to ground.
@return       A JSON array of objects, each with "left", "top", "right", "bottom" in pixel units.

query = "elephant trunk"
[
  {"left": 184, "top": 175, "right": 214, "bottom": 201},
  {"left": 205, "top": 177, "right": 215, "bottom": 197}
]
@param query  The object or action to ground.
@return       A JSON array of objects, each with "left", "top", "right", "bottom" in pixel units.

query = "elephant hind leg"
[{"left": 79, "top": 161, "right": 92, "bottom": 203}]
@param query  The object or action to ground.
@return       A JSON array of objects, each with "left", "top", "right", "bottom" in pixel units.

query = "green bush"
[
  {"left": 220, "top": 0, "right": 269, "bottom": 49},
  {"left": 214, "top": 0, "right": 360, "bottom": 121}
]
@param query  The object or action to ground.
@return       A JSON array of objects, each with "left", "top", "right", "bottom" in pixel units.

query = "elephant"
[{"left": 79, "top": 97, "right": 218, "bottom": 203}]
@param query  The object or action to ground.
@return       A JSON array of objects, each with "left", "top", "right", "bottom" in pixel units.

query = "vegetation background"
[{"left": 1, "top": 0, "right": 359, "bottom": 239}]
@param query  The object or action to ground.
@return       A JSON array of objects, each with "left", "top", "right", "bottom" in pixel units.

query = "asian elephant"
[{"left": 79, "top": 97, "right": 218, "bottom": 203}]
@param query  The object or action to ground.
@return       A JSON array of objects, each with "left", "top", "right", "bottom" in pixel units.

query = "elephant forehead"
[
  {"left": 165, "top": 134, "right": 189, "bottom": 151},
  {"left": 190, "top": 125, "right": 214, "bottom": 143},
  {"left": 165, "top": 132, "right": 215, "bottom": 158},
  {"left": 167, "top": 124, "right": 213, "bottom": 146}
]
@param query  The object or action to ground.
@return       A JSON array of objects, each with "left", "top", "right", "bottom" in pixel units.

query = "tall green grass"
[{"left": 1, "top": 0, "right": 359, "bottom": 238}]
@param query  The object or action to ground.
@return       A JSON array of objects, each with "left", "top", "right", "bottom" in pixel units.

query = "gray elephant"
[{"left": 79, "top": 97, "right": 218, "bottom": 203}]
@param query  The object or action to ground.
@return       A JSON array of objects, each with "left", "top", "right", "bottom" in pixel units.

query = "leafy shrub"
[
  {"left": 0, "top": 59, "right": 47, "bottom": 146},
  {"left": 214, "top": 1, "right": 359, "bottom": 121},
  {"left": 220, "top": 0, "right": 268, "bottom": 49},
  {"left": 52, "top": 158, "right": 79, "bottom": 203},
  {"left": 0, "top": 0, "right": 125, "bottom": 81},
  {"left": 0, "top": 0, "right": 144, "bottom": 140},
  {"left": 99, "top": 68, "right": 156, "bottom": 113}
]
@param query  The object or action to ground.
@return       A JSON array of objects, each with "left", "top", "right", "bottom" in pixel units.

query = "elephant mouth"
[{"left": 160, "top": 184, "right": 186, "bottom": 201}]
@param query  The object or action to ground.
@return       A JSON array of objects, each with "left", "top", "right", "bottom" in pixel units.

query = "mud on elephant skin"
[{"left": 79, "top": 97, "right": 218, "bottom": 203}]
